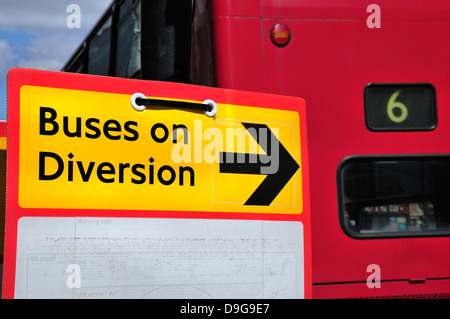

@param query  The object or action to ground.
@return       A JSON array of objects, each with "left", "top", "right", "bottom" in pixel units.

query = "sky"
[{"left": 0, "top": 0, "right": 114, "bottom": 121}]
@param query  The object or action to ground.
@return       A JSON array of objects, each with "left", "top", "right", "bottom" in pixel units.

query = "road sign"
[{"left": 4, "top": 68, "right": 310, "bottom": 299}]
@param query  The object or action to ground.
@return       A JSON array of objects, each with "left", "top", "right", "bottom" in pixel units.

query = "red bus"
[{"left": 18, "top": 0, "right": 450, "bottom": 298}]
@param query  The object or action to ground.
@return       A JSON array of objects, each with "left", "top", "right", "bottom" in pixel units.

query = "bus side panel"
[
  {"left": 213, "top": 0, "right": 260, "bottom": 17},
  {"left": 260, "top": 17, "right": 450, "bottom": 298},
  {"left": 212, "top": 16, "right": 264, "bottom": 93},
  {"left": 261, "top": 0, "right": 450, "bottom": 21}
]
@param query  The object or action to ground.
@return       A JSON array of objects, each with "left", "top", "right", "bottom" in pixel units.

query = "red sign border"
[{"left": 3, "top": 68, "right": 311, "bottom": 299}]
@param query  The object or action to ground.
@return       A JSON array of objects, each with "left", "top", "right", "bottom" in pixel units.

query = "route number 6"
[{"left": 387, "top": 90, "right": 408, "bottom": 123}]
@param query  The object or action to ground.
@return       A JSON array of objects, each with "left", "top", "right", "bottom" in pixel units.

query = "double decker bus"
[{"left": 55, "top": 0, "right": 450, "bottom": 298}]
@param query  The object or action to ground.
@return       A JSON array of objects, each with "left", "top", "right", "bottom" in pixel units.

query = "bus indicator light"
[{"left": 270, "top": 24, "right": 291, "bottom": 47}]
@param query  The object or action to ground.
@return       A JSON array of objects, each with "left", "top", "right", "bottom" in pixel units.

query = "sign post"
[{"left": 3, "top": 68, "right": 310, "bottom": 299}]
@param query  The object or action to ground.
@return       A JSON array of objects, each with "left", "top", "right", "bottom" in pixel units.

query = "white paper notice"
[{"left": 14, "top": 217, "right": 304, "bottom": 299}]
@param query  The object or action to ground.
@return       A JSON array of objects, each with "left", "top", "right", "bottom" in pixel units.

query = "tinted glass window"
[
  {"left": 119, "top": 0, "right": 134, "bottom": 19},
  {"left": 88, "top": 16, "right": 112, "bottom": 76},
  {"left": 115, "top": 2, "right": 141, "bottom": 78},
  {"left": 140, "top": 0, "right": 191, "bottom": 82},
  {"left": 338, "top": 156, "right": 450, "bottom": 238}
]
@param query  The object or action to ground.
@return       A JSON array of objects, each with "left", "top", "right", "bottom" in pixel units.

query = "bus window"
[
  {"left": 140, "top": 0, "right": 192, "bottom": 82},
  {"left": 338, "top": 156, "right": 450, "bottom": 238},
  {"left": 115, "top": 1, "right": 141, "bottom": 78},
  {"left": 119, "top": 0, "right": 134, "bottom": 20},
  {"left": 88, "top": 15, "right": 112, "bottom": 76},
  {"left": 62, "top": 0, "right": 193, "bottom": 82}
]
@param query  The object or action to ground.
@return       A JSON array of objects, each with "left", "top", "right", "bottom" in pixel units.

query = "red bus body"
[
  {"left": 211, "top": 0, "right": 450, "bottom": 298},
  {"left": 2, "top": 0, "right": 446, "bottom": 299}
]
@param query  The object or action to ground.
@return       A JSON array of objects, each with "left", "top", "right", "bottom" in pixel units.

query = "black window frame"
[{"left": 64, "top": 43, "right": 88, "bottom": 74}]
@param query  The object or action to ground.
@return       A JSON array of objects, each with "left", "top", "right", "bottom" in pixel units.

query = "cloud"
[
  {"left": 0, "top": 0, "right": 112, "bottom": 32},
  {"left": 17, "top": 31, "right": 85, "bottom": 71},
  {"left": 0, "top": 0, "right": 113, "bottom": 120},
  {"left": 0, "top": 39, "right": 17, "bottom": 74}
]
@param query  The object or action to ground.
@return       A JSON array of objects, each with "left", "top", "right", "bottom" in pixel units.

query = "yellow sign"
[{"left": 19, "top": 85, "right": 303, "bottom": 215}]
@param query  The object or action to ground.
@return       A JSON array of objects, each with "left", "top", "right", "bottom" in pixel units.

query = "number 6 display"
[{"left": 387, "top": 90, "right": 408, "bottom": 123}]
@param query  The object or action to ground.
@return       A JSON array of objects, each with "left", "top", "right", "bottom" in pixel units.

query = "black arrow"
[{"left": 219, "top": 123, "right": 299, "bottom": 206}]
